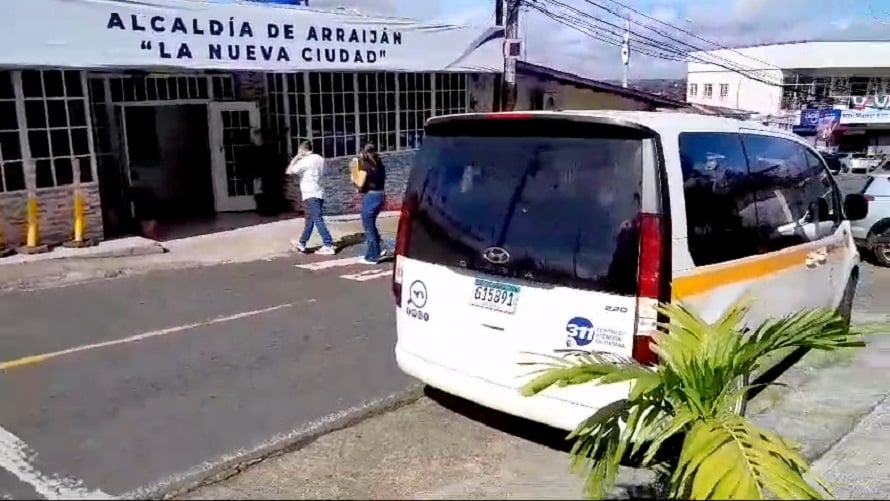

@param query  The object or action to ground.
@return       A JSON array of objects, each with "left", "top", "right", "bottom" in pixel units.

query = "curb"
[{"left": 125, "top": 383, "right": 425, "bottom": 500}]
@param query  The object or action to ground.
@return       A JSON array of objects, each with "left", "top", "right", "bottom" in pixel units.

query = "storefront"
[{"left": 0, "top": 0, "right": 502, "bottom": 247}]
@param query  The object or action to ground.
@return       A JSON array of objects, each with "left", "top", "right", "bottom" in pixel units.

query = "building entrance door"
[{"left": 208, "top": 102, "right": 261, "bottom": 212}]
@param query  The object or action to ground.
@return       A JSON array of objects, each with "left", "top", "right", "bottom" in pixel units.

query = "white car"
[
  {"left": 851, "top": 172, "right": 890, "bottom": 266},
  {"left": 392, "top": 110, "right": 868, "bottom": 432}
]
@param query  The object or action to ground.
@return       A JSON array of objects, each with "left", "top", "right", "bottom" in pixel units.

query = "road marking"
[
  {"left": 340, "top": 269, "right": 391, "bottom": 282},
  {"left": 0, "top": 303, "right": 294, "bottom": 372},
  {"left": 0, "top": 425, "right": 112, "bottom": 499},
  {"left": 295, "top": 256, "right": 364, "bottom": 270}
]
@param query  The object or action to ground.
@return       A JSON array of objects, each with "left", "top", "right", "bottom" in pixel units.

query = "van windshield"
[{"left": 404, "top": 118, "right": 647, "bottom": 296}]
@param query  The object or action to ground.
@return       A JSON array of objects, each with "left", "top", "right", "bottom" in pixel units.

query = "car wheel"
[{"left": 874, "top": 243, "right": 890, "bottom": 267}]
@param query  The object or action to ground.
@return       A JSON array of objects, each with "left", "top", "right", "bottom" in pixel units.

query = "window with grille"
[
  {"left": 21, "top": 70, "right": 92, "bottom": 188},
  {"left": 310, "top": 72, "right": 358, "bottom": 158},
  {"left": 0, "top": 71, "right": 25, "bottom": 192},
  {"left": 398, "top": 73, "right": 432, "bottom": 150},
  {"left": 689, "top": 83, "right": 698, "bottom": 96},
  {"left": 358, "top": 73, "right": 396, "bottom": 153},
  {"left": 106, "top": 75, "right": 211, "bottom": 103},
  {"left": 703, "top": 84, "right": 713, "bottom": 98},
  {"left": 434, "top": 73, "right": 468, "bottom": 116},
  {"left": 719, "top": 83, "right": 729, "bottom": 99},
  {"left": 266, "top": 73, "right": 307, "bottom": 156}
]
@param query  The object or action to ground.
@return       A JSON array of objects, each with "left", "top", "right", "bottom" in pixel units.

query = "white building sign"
[
  {"left": 3, "top": 0, "right": 503, "bottom": 72},
  {"left": 840, "top": 109, "right": 890, "bottom": 125}
]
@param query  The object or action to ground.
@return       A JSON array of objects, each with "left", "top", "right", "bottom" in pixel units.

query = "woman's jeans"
[
  {"left": 299, "top": 197, "right": 333, "bottom": 247},
  {"left": 361, "top": 191, "right": 385, "bottom": 261}
]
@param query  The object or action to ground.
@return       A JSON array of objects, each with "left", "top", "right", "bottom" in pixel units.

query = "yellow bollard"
[
  {"left": 17, "top": 196, "right": 48, "bottom": 254},
  {"left": 63, "top": 190, "right": 94, "bottom": 248}
]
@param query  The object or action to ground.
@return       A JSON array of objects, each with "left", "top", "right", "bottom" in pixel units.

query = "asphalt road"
[{"left": 0, "top": 246, "right": 410, "bottom": 499}]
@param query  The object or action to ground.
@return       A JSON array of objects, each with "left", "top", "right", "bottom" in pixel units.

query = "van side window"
[
  {"left": 678, "top": 132, "right": 759, "bottom": 266},
  {"left": 741, "top": 134, "right": 837, "bottom": 251},
  {"left": 803, "top": 148, "right": 843, "bottom": 229}
]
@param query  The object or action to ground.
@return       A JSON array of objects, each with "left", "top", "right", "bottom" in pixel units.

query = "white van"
[{"left": 391, "top": 110, "right": 868, "bottom": 432}]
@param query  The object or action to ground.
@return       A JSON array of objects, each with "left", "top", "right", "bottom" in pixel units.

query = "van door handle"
[{"left": 806, "top": 248, "right": 828, "bottom": 268}]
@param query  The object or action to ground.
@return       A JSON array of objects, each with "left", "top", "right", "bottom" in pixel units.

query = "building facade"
[
  {"left": 686, "top": 40, "right": 890, "bottom": 151},
  {"left": 0, "top": 0, "right": 502, "bottom": 247}
]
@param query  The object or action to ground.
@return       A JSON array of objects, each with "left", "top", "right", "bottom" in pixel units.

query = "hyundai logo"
[{"left": 482, "top": 246, "right": 510, "bottom": 264}]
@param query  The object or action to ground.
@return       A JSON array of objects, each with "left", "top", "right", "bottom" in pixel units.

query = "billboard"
[{"left": 2, "top": 0, "right": 502, "bottom": 72}]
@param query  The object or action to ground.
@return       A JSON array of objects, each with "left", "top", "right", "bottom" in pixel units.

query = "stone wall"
[
  {"left": 0, "top": 183, "right": 103, "bottom": 249},
  {"left": 285, "top": 150, "right": 415, "bottom": 215}
]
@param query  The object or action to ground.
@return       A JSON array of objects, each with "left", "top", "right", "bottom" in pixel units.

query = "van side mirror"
[{"left": 844, "top": 193, "right": 868, "bottom": 221}]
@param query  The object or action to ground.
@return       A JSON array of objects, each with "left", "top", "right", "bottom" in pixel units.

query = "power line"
[
  {"left": 534, "top": 0, "right": 780, "bottom": 84},
  {"left": 526, "top": 0, "right": 792, "bottom": 90},
  {"left": 594, "top": 0, "right": 787, "bottom": 72}
]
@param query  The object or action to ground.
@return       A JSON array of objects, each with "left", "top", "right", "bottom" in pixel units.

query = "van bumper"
[{"left": 395, "top": 346, "right": 628, "bottom": 432}]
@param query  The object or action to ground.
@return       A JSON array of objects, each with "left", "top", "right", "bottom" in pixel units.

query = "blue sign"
[
  {"left": 800, "top": 109, "right": 840, "bottom": 128},
  {"left": 566, "top": 317, "right": 595, "bottom": 348}
]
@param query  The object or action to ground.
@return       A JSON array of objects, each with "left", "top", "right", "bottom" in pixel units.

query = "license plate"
[{"left": 470, "top": 278, "right": 520, "bottom": 314}]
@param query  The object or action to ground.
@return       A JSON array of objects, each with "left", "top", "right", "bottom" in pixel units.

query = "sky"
[{"left": 312, "top": 0, "right": 890, "bottom": 80}]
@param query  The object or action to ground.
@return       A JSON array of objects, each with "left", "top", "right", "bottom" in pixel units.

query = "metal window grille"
[
  {"left": 0, "top": 71, "right": 25, "bottom": 192},
  {"left": 398, "top": 73, "right": 432, "bottom": 150},
  {"left": 20, "top": 70, "right": 93, "bottom": 188},
  {"left": 434, "top": 73, "right": 468, "bottom": 117},
  {"left": 309, "top": 72, "right": 358, "bottom": 158},
  {"left": 357, "top": 72, "right": 396, "bottom": 153}
]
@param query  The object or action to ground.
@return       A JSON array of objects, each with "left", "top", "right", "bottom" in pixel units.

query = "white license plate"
[{"left": 470, "top": 278, "right": 520, "bottom": 314}]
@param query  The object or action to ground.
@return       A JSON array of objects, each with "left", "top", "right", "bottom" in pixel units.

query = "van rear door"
[{"left": 395, "top": 114, "right": 666, "bottom": 388}]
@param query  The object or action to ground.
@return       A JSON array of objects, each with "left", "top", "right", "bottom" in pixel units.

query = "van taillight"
[
  {"left": 392, "top": 194, "right": 418, "bottom": 307},
  {"left": 634, "top": 213, "right": 663, "bottom": 366}
]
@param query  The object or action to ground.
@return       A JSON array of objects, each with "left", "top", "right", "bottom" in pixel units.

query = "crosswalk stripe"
[
  {"left": 294, "top": 256, "right": 364, "bottom": 270},
  {"left": 340, "top": 269, "right": 392, "bottom": 282}
]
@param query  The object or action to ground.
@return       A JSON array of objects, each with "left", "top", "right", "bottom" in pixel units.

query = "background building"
[
  {"left": 0, "top": 0, "right": 502, "bottom": 247},
  {"left": 686, "top": 40, "right": 890, "bottom": 151}
]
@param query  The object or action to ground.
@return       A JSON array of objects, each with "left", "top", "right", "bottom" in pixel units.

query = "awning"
[{"left": 3, "top": 0, "right": 504, "bottom": 72}]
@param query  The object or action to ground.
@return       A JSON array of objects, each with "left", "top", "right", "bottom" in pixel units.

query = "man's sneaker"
[
  {"left": 317, "top": 245, "right": 337, "bottom": 256},
  {"left": 360, "top": 258, "right": 378, "bottom": 265},
  {"left": 378, "top": 248, "right": 395, "bottom": 262},
  {"left": 291, "top": 240, "right": 308, "bottom": 253}
]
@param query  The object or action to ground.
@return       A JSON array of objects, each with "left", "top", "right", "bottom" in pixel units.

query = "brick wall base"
[
  {"left": 0, "top": 184, "right": 104, "bottom": 249},
  {"left": 285, "top": 150, "right": 415, "bottom": 215}
]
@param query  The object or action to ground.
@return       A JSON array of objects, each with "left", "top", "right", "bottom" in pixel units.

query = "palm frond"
[
  {"left": 519, "top": 351, "right": 658, "bottom": 397},
  {"left": 673, "top": 415, "right": 829, "bottom": 500},
  {"left": 565, "top": 399, "right": 631, "bottom": 499}
]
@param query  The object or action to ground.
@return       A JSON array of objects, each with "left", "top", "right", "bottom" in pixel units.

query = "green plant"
[{"left": 520, "top": 299, "right": 871, "bottom": 500}]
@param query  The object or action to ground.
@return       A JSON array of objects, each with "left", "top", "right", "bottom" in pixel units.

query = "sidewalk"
[
  {"left": 0, "top": 212, "right": 399, "bottom": 292},
  {"left": 176, "top": 311, "right": 890, "bottom": 500}
]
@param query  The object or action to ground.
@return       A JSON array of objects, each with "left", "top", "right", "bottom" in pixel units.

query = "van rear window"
[{"left": 403, "top": 118, "right": 648, "bottom": 295}]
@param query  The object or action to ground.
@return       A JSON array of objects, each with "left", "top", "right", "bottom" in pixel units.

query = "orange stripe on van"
[{"left": 672, "top": 236, "right": 847, "bottom": 299}]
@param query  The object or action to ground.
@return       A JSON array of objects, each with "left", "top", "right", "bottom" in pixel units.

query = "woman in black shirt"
[{"left": 356, "top": 143, "right": 392, "bottom": 263}]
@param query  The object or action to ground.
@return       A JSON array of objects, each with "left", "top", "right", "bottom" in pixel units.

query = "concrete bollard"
[{"left": 63, "top": 163, "right": 95, "bottom": 248}]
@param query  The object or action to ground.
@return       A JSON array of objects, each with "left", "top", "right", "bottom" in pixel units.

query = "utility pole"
[
  {"left": 621, "top": 19, "right": 630, "bottom": 88},
  {"left": 493, "top": 0, "right": 504, "bottom": 112},
  {"left": 502, "top": 0, "right": 521, "bottom": 111}
]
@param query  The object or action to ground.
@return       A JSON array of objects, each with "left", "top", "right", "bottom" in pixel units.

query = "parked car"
[
  {"left": 848, "top": 153, "right": 873, "bottom": 174},
  {"left": 852, "top": 173, "right": 890, "bottom": 266},
  {"left": 821, "top": 152, "right": 844, "bottom": 174}
]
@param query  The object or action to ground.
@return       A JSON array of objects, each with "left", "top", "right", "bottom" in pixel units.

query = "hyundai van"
[{"left": 392, "top": 110, "right": 868, "bottom": 432}]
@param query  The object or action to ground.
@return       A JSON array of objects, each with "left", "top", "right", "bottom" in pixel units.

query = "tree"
[{"left": 520, "top": 299, "right": 872, "bottom": 500}]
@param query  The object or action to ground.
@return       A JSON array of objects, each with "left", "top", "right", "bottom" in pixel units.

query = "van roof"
[{"left": 428, "top": 110, "right": 798, "bottom": 141}]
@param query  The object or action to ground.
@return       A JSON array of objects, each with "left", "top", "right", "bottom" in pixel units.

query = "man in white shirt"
[{"left": 286, "top": 141, "right": 336, "bottom": 255}]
